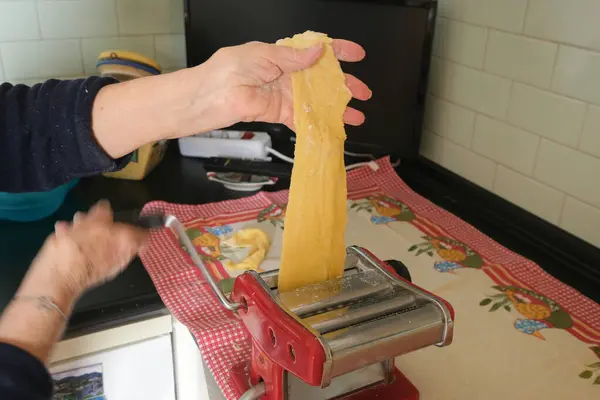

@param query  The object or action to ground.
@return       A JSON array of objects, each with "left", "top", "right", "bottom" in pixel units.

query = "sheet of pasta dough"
[{"left": 276, "top": 31, "right": 352, "bottom": 293}]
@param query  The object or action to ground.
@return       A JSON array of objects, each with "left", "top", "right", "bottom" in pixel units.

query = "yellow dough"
[
  {"left": 276, "top": 31, "right": 352, "bottom": 292},
  {"left": 221, "top": 228, "right": 270, "bottom": 271}
]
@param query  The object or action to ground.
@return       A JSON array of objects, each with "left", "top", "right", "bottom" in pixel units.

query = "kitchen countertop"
[
  {"left": 0, "top": 144, "right": 290, "bottom": 338},
  {"left": 1, "top": 142, "right": 597, "bottom": 339}
]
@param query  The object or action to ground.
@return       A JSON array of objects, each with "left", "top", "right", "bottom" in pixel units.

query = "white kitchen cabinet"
[
  {"left": 50, "top": 334, "right": 176, "bottom": 400},
  {"left": 50, "top": 314, "right": 215, "bottom": 400}
]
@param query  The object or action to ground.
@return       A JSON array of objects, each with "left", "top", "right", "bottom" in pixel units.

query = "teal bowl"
[{"left": 0, "top": 179, "right": 79, "bottom": 222}]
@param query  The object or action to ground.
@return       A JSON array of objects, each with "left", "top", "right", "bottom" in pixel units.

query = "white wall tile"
[
  {"left": 0, "top": 2, "right": 40, "bottom": 42},
  {"left": 154, "top": 34, "right": 186, "bottom": 70},
  {"left": 561, "top": 197, "right": 600, "bottom": 248},
  {"left": 493, "top": 166, "right": 565, "bottom": 224},
  {"left": 552, "top": 46, "right": 600, "bottom": 107},
  {"left": 82, "top": 36, "right": 155, "bottom": 74},
  {"left": 442, "top": 61, "right": 512, "bottom": 119},
  {"left": 428, "top": 1, "right": 600, "bottom": 245},
  {"left": 420, "top": 130, "right": 445, "bottom": 164},
  {"left": 535, "top": 139, "right": 600, "bottom": 208},
  {"left": 438, "top": 0, "right": 460, "bottom": 19},
  {"left": 579, "top": 106, "right": 600, "bottom": 158},
  {"left": 525, "top": 0, "right": 600, "bottom": 52},
  {"left": 507, "top": 83, "right": 586, "bottom": 147},
  {"left": 473, "top": 115, "right": 539, "bottom": 175},
  {"left": 433, "top": 19, "right": 487, "bottom": 68},
  {"left": 169, "top": 0, "right": 185, "bottom": 34},
  {"left": 484, "top": 31, "right": 557, "bottom": 88},
  {"left": 440, "top": 0, "right": 528, "bottom": 33},
  {"left": 0, "top": 53, "right": 4, "bottom": 81},
  {"left": 1, "top": 40, "right": 83, "bottom": 80},
  {"left": 38, "top": 0, "right": 118, "bottom": 39},
  {"left": 422, "top": 131, "right": 497, "bottom": 190},
  {"left": 424, "top": 95, "right": 475, "bottom": 147},
  {"left": 440, "top": 135, "right": 497, "bottom": 190},
  {"left": 117, "top": 0, "right": 184, "bottom": 35}
]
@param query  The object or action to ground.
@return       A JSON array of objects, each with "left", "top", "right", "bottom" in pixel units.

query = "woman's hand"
[
  {"left": 189, "top": 40, "right": 371, "bottom": 132},
  {"left": 35, "top": 201, "right": 148, "bottom": 297},
  {"left": 92, "top": 38, "right": 370, "bottom": 159},
  {"left": 0, "top": 201, "right": 146, "bottom": 364}
]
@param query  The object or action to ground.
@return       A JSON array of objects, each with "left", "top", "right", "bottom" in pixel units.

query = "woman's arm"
[
  {"left": 0, "top": 78, "right": 131, "bottom": 193},
  {"left": 0, "top": 201, "right": 146, "bottom": 399},
  {"left": 0, "top": 201, "right": 146, "bottom": 363},
  {"left": 0, "top": 39, "right": 369, "bottom": 193}
]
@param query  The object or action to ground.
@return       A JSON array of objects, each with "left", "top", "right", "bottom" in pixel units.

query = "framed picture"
[{"left": 52, "top": 363, "right": 105, "bottom": 400}]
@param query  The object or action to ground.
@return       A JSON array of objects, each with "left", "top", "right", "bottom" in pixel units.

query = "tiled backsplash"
[
  {"left": 423, "top": 0, "right": 600, "bottom": 248},
  {"left": 0, "top": 0, "right": 186, "bottom": 85},
  {"left": 1, "top": 0, "right": 598, "bottom": 248}
]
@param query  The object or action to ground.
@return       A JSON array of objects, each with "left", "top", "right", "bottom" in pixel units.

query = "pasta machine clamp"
[{"left": 167, "top": 216, "right": 455, "bottom": 400}]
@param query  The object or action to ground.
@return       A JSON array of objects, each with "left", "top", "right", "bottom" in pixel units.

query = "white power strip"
[{"left": 178, "top": 130, "right": 272, "bottom": 160}]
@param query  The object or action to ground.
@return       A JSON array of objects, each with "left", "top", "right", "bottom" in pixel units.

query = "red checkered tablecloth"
[{"left": 140, "top": 157, "right": 600, "bottom": 399}]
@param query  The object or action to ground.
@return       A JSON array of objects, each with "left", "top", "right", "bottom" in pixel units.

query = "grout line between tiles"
[
  {"left": 427, "top": 69, "right": 597, "bottom": 154},
  {"left": 433, "top": 55, "right": 592, "bottom": 106},
  {"left": 114, "top": 0, "right": 121, "bottom": 36},
  {"left": 557, "top": 194, "right": 569, "bottom": 227},
  {"left": 479, "top": 27, "right": 490, "bottom": 71},
  {"left": 521, "top": 0, "right": 531, "bottom": 33},
  {"left": 548, "top": 43, "right": 561, "bottom": 92},
  {"left": 439, "top": 15, "right": 600, "bottom": 55},
  {"left": 576, "top": 104, "right": 590, "bottom": 149},
  {"left": 0, "top": 33, "right": 159, "bottom": 44},
  {"left": 422, "top": 123, "right": 600, "bottom": 209},
  {"left": 34, "top": 0, "right": 43, "bottom": 40},
  {"left": 431, "top": 136, "right": 587, "bottom": 227}
]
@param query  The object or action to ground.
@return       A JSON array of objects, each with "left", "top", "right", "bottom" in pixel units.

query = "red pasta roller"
[{"left": 168, "top": 216, "right": 455, "bottom": 400}]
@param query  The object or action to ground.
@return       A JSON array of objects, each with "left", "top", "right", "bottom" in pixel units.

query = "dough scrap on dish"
[{"left": 221, "top": 228, "right": 270, "bottom": 271}]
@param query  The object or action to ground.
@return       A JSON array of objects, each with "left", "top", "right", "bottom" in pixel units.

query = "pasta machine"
[{"left": 168, "top": 216, "right": 455, "bottom": 400}]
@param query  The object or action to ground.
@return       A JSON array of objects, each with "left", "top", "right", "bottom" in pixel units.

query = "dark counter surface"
[
  {"left": 1, "top": 145, "right": 598, "bottom": 339},
  {"left": 0, "top": 144, "right": 290, "bottom": 338}
]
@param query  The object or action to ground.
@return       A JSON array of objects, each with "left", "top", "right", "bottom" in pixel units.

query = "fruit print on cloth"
[
  {"left": 181, "top": 224, "right": 271, "bottom": 281},
  {"left": 480, "top": 285, "right": 573, "bottom": 339},
  {"left": 182, "top": 225, "right": 233, "bottom": 261},
  {"left": 140, "top": 158, "right": 600, "bottom": 400},
  {"left": 350, "top": 195, "right": 415, "bottom": 224},
  {"left": 408, "top": 235, "right": 484, "bottom": 272},
  {"left": 579, "top": 346, "right": 600, "bottom": 386},
  {"left": 257, "top": 204, "right": 286, "bottom": 229}
]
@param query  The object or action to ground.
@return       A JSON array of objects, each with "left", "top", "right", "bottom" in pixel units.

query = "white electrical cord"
[
  {"left": 266, "top": 147, "right": 295, "bottom": 164},
  {"left": 344, "top": 161, "right": 377, "bottom": 171},
  {"left": 342, "top": 150, "right": 377, "bottom": 159},
  {"left": 266, "top": 147, "right": 379, "bottom": 171}
]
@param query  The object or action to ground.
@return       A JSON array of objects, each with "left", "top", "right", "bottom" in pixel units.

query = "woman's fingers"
[
  {"left": 332, "top": 39, "right": 366, "bottom": 62},
  {"left": 269, "top": 43, "right": 324, "bottom": 73},
  {"left": 54, "top": 221, "right": 69, "bottom": 237},
  {"left": 344, "top": 74, "right": 369, "bottom": 125},
  {"left": 345, "top": 74, "right": 371, "bottom": 101},
  {"left": 273, "top": 39, "right": 364, "bottom": 70},
  {"left": 88, "top": 200, "right": 113, "bottom": 222},
  {"left": 343, "top": 107, "right": 366, "bottom": 126}
]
